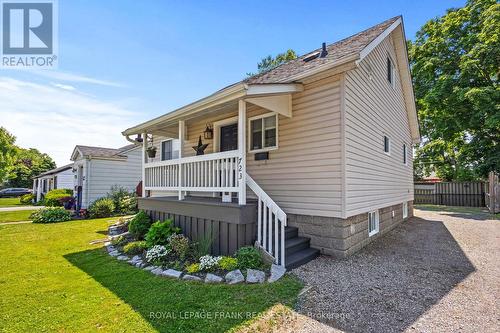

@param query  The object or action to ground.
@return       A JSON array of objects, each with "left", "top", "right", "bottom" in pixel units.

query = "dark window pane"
[
  {"left": 161, "top": 141, "right": 173, "bottom": 161},
  {"left": 264, "top": 128, "right": 276, "bottom": 147},
  {"left": 252, "top": 132, "right": 262, "bottom": 150},
  {"left": 387, "top": 58, "right": 392, "bottom": 83},
  {"left": 384, "top": 136, "right": 390, "bottom": 152}
]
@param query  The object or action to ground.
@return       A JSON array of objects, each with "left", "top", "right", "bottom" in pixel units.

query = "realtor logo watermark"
[{"left": 1, "top": 0, "right": 58, "bottom": 68}]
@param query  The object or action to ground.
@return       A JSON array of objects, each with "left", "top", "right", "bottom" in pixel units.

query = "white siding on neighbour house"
[
  {"left": 85, "top": 147, "right": 142, "bottom": 207},
  {"left": 54, "top": 169, "right": 73, "bottom": 190},
  {"left": 343, "top": 33, "right": 413, "bottom": 217}
]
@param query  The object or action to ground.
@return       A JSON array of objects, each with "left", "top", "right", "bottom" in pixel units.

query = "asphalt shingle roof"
[
  {"left": 75, "top": 144, "right": 137, "bottom": 159},
  {"left": 244, "top": 16, "right": 399, "bottom": 84}
]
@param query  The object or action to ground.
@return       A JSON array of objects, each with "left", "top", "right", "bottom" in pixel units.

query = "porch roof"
[{"left": 122, "top": 83, "right": 303, "bottom": 136}]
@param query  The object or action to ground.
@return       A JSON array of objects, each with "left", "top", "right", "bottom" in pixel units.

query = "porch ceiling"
[{"left": 123, "top": 83, "right": 303, "bottom": 136}]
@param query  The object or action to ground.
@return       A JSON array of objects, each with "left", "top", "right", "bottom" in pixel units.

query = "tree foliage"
[
  {"left": 409, "top": 0, "right": 499, "bottom": 181},
  {"left": 0, "top": 127, "right": 56, "bottom": 188},
  {"left": 0, "top": 127, "right": 17, "bottom": 185},
  {"left": 248, "top": 49, "right": 297, "bottom": 76}
]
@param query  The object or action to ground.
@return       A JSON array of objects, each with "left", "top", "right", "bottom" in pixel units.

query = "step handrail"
[{"left": 246, "top": 173, "right": 286, "bottom": 267}]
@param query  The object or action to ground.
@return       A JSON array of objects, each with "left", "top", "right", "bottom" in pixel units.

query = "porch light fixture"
[
  {"left": 135, "top": 134, "right": 143, "bottom": 143},
  {"left": 203, "top": 124, "right": 213, "bottom": 140}
]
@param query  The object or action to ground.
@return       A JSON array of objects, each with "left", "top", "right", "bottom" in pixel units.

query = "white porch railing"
[
  {"left": 247, "top": 174, "right": 287, "bottom": 267},
  {"left": 144, "top": 150, "right": 241, "bottom": 192}
]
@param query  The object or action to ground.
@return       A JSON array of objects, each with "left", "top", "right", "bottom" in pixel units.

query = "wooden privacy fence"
[
  {"left": 414, "top": 181, "right": 485, "bottom": 207},
  {"left": 485, "top": 172, "right": 499, "bottom": 213}
]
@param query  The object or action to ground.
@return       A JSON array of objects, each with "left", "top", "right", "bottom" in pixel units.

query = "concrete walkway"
[{"left": 0, "top": 206, "right": 44, "bottom": 212}]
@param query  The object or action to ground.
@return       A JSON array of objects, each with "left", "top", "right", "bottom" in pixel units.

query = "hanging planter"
[{"left": 146, "top": 146, "right": 157, "bottom": 158}]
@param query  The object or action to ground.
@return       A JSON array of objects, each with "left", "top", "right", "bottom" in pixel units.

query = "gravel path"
[{"left": 291, "top": 207, "right": 500, "bottom": 333}]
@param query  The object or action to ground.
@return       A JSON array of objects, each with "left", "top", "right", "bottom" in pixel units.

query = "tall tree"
[
  {"left": 248, "top": 49, "right": 297, "bottom": 76},
  {"left": 409, "top": 0, "right": 499, "bottom": 180},
  {"left": 0, "top": 127, "right": 17, "bottom": 186},
  {"left": 8, "top": 148, "right": 56, "bottom": 188}
]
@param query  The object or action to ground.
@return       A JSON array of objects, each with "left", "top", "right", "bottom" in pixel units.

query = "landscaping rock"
[
  {"left": 225, "top": 270, "right": 245, "bottom": 284},
  {"left": 108, "top": 225, "right": 127, "bottom": 236},
  {"left": 135, "top": 261, "right": 145, "bottom": 268},
  {"left": 151, "top": 267, "right": 164, "bottom": 275},
  {"left": 106, "top": 245, "right": 116, "bottom": 253},
  {"left": 268, "top": 264, "right": 286, "bottom": 283},
  {"left": 117, "top": 255, "right": 129, "bottom": 261},
  {"left": 130, "top": 255, "right": 141, "bottom": 262},
  {"left": 143, "top": 266, "right": 157, "bottom": 271},
  {"left": 183, "top": 274, "right": 203, "bottom": 282},
  {"left": 205, "top": 273, "right": 224, "bottom": 283},
  {"left": 246, "top": 269, "right": 266, "bottom": 283},
  {"left": 108, "top": 250, "right": 120, "bottom": 257},
  {"left": 162, "top": 269, "right": 182, "bottom": 279}
]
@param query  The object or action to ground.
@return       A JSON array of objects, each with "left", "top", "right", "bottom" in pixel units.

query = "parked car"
[{"left": 0, "top": 188, "right": 32, "bottom": 198}]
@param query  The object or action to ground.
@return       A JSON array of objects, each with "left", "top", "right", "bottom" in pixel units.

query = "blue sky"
[{"left": 1, "top": 0, "right": 465, "bottom": 166}]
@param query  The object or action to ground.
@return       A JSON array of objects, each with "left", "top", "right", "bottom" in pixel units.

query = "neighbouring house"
[
  {"left": 70, "top": 144, "right": 142, "bottom": 210},
  {"left": 122, "top": 16, "right": 420, "bottom": 268},
  {"left": 33, "top": 163, "right": 74, "bottom": 202}
]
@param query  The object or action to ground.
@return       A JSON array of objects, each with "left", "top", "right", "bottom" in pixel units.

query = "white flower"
[
  {"left": 199, "top": 255, "right": 222, "bottom": 271},
  {"left": 146, "top": 245, "right": 170, "bottom": 263}
]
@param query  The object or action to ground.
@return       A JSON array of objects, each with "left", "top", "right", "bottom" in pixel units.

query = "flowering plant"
[
  {"left": 199, "top": 255, "right": 221, "bottom": 272},
  {"left": 145, "top": 245, "right": 170, "bottom": 264}
]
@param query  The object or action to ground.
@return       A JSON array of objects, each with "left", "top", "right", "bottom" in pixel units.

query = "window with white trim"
[
  {"left": 368, "top": 210, "right": 379, "bottom": 236},
  {"left": 249, "top": 113, "right": 277, "bottom": 152},
  {"left": 403, "top": 144, "right": 407, "bottom": 165},
  {"left": 403, "top": 202, "right": 408, "bottom": 219},
  {"left": 161, "top": 140, "right": 173, "bottom": 161},
  {"left": 384, "top": 136, "right": 390, "bottom": 154}
]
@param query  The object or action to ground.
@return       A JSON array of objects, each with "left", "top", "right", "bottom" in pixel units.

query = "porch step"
[
  {"left": 285, "top": 226, "right": 298, "bottom": 240},
  {"left": 285, "top": 247, "right": 320, "bottom": 270},
  {"left": 285, "top": 237, "right": 310, "bottom": 256}
]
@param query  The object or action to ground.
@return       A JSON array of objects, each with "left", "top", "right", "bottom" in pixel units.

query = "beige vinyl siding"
[
  {"left": 149, "top": 73, "right": 343, "bottom": 217},
  {"left": 344, "top": 33, "right": 413, "bottom": 217},
  {"left": 85, "top": 148, "right": 142, "bottom": 206}
]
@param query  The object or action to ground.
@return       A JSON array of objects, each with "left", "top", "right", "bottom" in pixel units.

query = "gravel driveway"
[{"left": 291, "top": 207, "right": 500, "bottom": 333}]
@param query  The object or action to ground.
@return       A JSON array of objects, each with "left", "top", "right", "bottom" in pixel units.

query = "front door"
[{"left": 220, "top": 123, "right": 238, "bottom": 152}]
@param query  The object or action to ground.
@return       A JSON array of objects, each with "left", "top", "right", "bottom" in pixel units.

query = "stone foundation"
[{"left": 287, "top": 201, "right": 414, "bottom": 258}]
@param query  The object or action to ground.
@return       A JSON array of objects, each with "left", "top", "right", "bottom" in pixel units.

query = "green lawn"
[
  {"left": 0, "top": 218, "right": 302, "bottom": 332},
  {"left": 0, "top": 197, "right": 28, "bottom": 207},
  {"left": 0, "top": 209, "right": 37, "bottom": 223}
]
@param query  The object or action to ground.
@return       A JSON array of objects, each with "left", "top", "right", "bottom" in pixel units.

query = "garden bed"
[{"left": 105, "top": 213, "right": 287, "bottom": 285}]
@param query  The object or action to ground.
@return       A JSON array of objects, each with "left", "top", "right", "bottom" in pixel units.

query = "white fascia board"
[
  {"left": 356, "top": 17, "right": 402, "bottom": 65},
  {"left": 245, "top": 83, "right": 303, "bottom": 95}
]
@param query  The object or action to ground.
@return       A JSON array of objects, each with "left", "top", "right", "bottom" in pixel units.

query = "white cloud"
[
  {"left": 0, "top": 77, "right": 142, "bottom": 166},
  {"left": 51, "top": 82, "right": 77, "bottom": 91},
  {"left": 29, "top": 70, "right": 124, "bottom": 87}
]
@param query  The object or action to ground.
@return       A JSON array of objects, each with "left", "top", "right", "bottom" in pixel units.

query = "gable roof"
[
  {"left": 123, "top": 16, "right": 419, "bottom": 143},
  {"left": 34, "top": 163, "right": 73, "bottom": 178},
  {"left": 71, "top": 144, "right": 138, "bottom": 161}
]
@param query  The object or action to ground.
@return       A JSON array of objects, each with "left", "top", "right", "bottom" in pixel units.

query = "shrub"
[
  {"left": 145, "top": 219, "right": 180, "bottom": 248},
  {"left": 111, "top": 235, "right": 128, "bottom": 247},
  {"left": 218, "top": 256, "right": 238, "bottom": 271},
  {"left": 107, "top": 185, "right": 137, "bottom": 214},
  {"left": 31, "top": 207, "right": 72, "bottom": 223},
  {"left": 193, "top": 230, "right": 214, "bottom": 259},
  {"left": 199, "top": 255, "right": 222, "bottom": 272},
  {"left": 88, "top": 197, "right": 115, "bottom": 218},
  {"left": 58, "top": 196, "right": 75, "bottom": 209},
  {"left": 168, "top": 234, "right": 190, "bottom": 260},
  {"left": 20, "top": 193, "right": 34, "bottom": 204},
  {"left": 128, "top": 211, "right": 152, "bottom": 240},
  {"left": 123, "top": 241, "right": 147, "bottom": 255},
  {"left": 145, "top": 245, "right": 170, "bottom": 264},
  {"left": 44, "top": 189, "right": 73, "bottom": 207},
  {"left": 186, "top": 263, "right": 200, "bottom": 274},
  {"left": 235, "top": 246, "right": 263, "bottom": 270}
]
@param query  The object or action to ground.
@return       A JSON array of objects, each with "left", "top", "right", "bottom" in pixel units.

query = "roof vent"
[
  {"left": 303, "top": 51, "right": 320, "bottom": 62},
  {"left": 320, "top": 42, "right": 328, "bottom": 58}
]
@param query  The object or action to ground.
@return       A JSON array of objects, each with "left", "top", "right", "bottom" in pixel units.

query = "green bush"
[
  {"left": 186, "top": 263, "right": 200, "bottom": 274},
  {"left": 107, "top": 185, "right": 137, "bottom": 214},
  {"left": 128, "top": 211, "right": 152, "bottom": 240},
  {"left": 88, "top": 197, "right": 115, "bottom": 218},
  {"left": 123, "top": 241, "right": 147, "bottom": 255},
  {"left": 235, "top": 246, "right": 263, "bottom": 270},
  {"left": 20, "top": 193, "right": 34, "bottom": 204},
  {"left": 111, "top": 235, "right": 128, "bottom": 247},
  {"left": 31, "top": 207, "right": 72, "bottom": 223},
  {"left": 145, "top": 219, "right": 181, "bottom": 248},
  {"left": 168, "top": 234, "right": 190, "bottom": 260},
  {"left": 44, "top": 189, "right": 73, "bottom": 207},
  {"left": 219, "top": 256, "right": 238, "bottom": 271}
]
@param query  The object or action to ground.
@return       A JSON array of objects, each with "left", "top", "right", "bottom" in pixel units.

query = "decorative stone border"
[{"left": 105, "top": 223, "right": 286, "bottom": 284}]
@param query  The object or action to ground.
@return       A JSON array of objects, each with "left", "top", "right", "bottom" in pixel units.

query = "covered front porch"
[{"left": 123, "top": 83, "right": 304, "bottom": 266}]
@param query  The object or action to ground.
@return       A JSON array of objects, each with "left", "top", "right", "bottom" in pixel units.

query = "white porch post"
[
  {"left": 142, "top": 132, "right": 147, "bottom": 197},
  {"left": 238, "top": 99, "right": 247, "bottom": 205},
  {"left": 36, "top": 179, "right": 42, "bottom": 202},
  {"left": 178, "top": 120, "right": 185, "bottom": 200}
]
